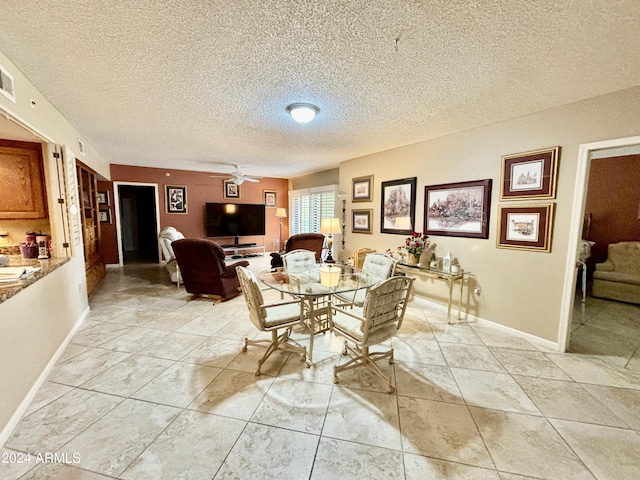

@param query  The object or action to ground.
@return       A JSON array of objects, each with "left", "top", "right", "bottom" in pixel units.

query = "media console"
[{"left": 220, "top": 243, "right": 265, "bottom": 258}]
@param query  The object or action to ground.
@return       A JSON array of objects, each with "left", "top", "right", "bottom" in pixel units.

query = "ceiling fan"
[{"left": 209, "top": 165, "right": 263, "bottom": 185}]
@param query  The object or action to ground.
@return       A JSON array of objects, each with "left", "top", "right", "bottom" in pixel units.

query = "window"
[{"left": 289, "top": 185, "right": 337, "bottom": 236}]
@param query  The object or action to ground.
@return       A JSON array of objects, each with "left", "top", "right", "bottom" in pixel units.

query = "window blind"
[{"left": 289, "top": 186, "right": 337, "bottom": 236}]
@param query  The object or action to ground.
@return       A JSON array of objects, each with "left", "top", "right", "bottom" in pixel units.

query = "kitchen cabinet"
[
  {"left": 76, "top": 161, "right": 105, "bottom": 295},
  {"left": 0, "top": 139, "right": 47, "bottom": 219}
]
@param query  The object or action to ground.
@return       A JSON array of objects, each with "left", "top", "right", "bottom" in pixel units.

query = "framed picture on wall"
[
  {"left": 352, "top": 175, "right": 373, "bottom": 202},
  {"left": 99, "top": 209, "right": 111, "bottom": 223},
  {"left": 263, "top": 190, "right": 277, "bottom": 207},
  {"left": 424, "top": 179, "right": 492, "bottom": 239},
  {"left": 224, "top": 180, "right": 240, "bottom": 199},
  {"left": 352, "top": 209, "right": 373, "bottom": 234},
  {"left": 380, "top": 177, "right": 417, "bottom": 234},
  {"left": 166, "top": 185, "right": 187, "bottom": 214},
  {"left": 97, "top": 191, "right": 110, "bottom": 206},
  {"left": 497, "top": 203, "right": 555, "bottom": 252},
  {"left": 500, "top": 146, "right": 560, "bottom": 200}
]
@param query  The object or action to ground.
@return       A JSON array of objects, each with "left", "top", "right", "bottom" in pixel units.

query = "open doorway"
[
  {"left": 559, "top": 135, "right": 640, "bottom": 359},
  {"left": 115, "top": 183, "right": 160, "bottom": 265}
]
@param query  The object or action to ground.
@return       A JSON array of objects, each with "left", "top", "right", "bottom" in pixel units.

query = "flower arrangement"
[{"left": 399, "top": 232, "right": 430, "bottom": 262}]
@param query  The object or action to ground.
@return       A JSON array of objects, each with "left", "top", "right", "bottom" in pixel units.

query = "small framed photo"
[
  {"left": 352, "top": 175, "right": 373, "bottom": 202},
  {"left": 224, "top": 180, "right": 240, "bottom": 199},
  {"left": 500, "top": 146, "right": 560, "bottom": 200},
  {"left": 166, "top": 185, "right": 187, "bottom": 214},
  {"left": 99, "top": 209, "right": 111, "bottom": 223},
  {"left": 263, "top": 190, "right": 277, "bottom": 208},
  {"left": 424, "top": 179, "right": 492, "bottom": 239},
  {"left": 381, "top": 177, "right": 417, "bottom": 234},
  {"left": 97, "top": 191, "right": 110, "bottom": 206},
  {"left": 497, "top": 203, "right": 555, "bottom": 252},
  {"left": 352, "top": 209, "right": 373, "bottom": 234}
]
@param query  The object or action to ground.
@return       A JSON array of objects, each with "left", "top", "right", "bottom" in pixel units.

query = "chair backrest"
[
  {"left": 361, "top": 252, "right": 397, "bottom": 281},
  {"left": 353, "top": 248, "right": 376, "bottom": 269},
  {"left": 158, "top": 226, "right": 184, "bottom": 261},
  {"left": 282, "top": 249, "right": 317, "bottom": 273},
  {"left": 172, "top": 238, "right": 228, "bottom": 280},
  {"left": 236, "top": 266, "right": 266, "bottom": 331},
  {"left": 285, "top": 233, "right": 325, "bottom": 262},
  {"left": 606, "top": 241, "right": 640, "bottom": 274},
  {"left": 360, "top": 276, "right": 414, "bottom": 345}
]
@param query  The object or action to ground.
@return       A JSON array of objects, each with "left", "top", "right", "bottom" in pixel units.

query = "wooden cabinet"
[
  {"left": 76, "top": 161, "right": 105, "bottom": 296},
  {"left": 0, "top": 139, "right": 47, "bottom": 219}
]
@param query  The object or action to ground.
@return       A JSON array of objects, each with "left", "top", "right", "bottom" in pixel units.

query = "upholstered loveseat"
[{"left": 592, "top": 241, "right": 640, "bottom": 305}]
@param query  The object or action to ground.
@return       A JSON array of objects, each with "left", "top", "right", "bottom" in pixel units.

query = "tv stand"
[{"left": 221, "top": 243, "right": 265, "bottom": 258}]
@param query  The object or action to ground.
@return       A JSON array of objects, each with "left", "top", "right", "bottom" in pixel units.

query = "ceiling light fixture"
[{"left": 286, "top": 103, "right": 319, "bottom": 123}]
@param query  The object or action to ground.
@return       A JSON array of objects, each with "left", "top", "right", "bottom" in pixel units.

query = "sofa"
[{"left": 592, "top": 241, "right": 640, "bottom": 304}]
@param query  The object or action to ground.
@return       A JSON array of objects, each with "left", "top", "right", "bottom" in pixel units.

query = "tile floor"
[{"left": 2, "top": 257, "right": 640, "bottom": 479}]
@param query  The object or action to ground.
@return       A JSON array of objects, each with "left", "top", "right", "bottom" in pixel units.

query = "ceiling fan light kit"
[{"left": 286, "top": 103, "right": 319, "bottom": 123}]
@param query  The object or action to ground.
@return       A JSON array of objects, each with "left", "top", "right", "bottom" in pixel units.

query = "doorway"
[
  {"left": 559, "top": 135, "right": 640, "bottom": 355},
  {"left": 116, "top": 183, "right": 160, "bottom": 264}
]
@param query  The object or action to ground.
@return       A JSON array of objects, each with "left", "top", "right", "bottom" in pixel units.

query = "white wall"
[
  {"left": 0, "top": 49, "right": 109, "bottom": 444},
  {"left": 340, "top": 86, "right": 640, "bottom": 345}
]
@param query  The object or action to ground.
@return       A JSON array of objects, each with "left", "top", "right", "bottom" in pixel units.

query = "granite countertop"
[{"left": 0, "top": 255, "right": 71, "bottom": 305}]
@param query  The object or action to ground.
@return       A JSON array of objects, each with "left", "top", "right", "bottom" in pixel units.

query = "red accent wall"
[
  {"left": 99, "top": 164, "right": 289, "bottom": 264},
  {"left": 584, "top": 154, "right": 640, "bottom": 268}
]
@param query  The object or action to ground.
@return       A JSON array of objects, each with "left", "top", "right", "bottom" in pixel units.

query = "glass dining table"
[{"left": 258, "top": 264, "right": 384, "bottom": 366}]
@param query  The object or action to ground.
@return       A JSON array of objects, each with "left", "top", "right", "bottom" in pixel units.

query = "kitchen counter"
[{"left": 0, "top": 255, "right": 70, "bottom": 305}]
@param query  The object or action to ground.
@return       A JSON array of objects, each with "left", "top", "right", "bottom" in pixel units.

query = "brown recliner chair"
[
  {"left": 270, "top": 233, "right": 325, "bottom": 268},
  {"left": 172, "top": 238, "right": 249, "bottom": 301}
]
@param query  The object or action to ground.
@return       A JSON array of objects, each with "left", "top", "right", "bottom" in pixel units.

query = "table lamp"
[
  {"left": 276, "top": 208, "right": 287, "bottom": 251},
  {"left": 320, "top": 217, "right": 341, "bottom": 263},
  {"left": 320, "top": 265, "right": 341, "bottom": 287}
]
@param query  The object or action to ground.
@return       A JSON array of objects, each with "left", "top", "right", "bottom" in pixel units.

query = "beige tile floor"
[{"left": 2, "top": 258, "right": 640, "bottom": 479}]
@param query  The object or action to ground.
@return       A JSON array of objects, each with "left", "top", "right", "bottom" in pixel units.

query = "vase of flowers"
[{"left": 400, "top": 232, "right": 430, "bottom": 265}]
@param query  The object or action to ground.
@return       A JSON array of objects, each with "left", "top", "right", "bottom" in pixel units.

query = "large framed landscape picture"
[{"left": 424, "top": 179, "right": 492, "bottom": 238}]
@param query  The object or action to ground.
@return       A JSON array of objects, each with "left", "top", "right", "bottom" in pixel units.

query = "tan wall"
[{"left": 340, "top": 86, "right": 640, "bottom": 343}]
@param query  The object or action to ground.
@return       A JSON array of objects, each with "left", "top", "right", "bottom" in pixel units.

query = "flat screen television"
[{"left": 205, "top": 202, "right": 266, "bottom": 241}]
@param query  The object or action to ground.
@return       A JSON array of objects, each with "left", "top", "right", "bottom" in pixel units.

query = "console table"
[
  {"left": 221, "top": 244, "right": 265, "bottom": 258},
  {"left": 396, "top": 263, "right": 468, "bottom": 323}
]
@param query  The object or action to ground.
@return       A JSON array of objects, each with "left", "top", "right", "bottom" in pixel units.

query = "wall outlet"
[
  {"left": 77, "top": 282, "right": 83, "bottom": 294},
  {"left": 473, "top": 286, "right": 481, "bottom": 295}
]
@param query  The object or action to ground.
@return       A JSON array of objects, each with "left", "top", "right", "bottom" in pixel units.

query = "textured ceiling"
[{"left": 1, "top": 1, "right": 639, "bottom": 179}]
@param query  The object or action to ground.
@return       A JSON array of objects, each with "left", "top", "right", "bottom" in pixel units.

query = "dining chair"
[
  {"left": 270, "top": 233, "right": 325, "bottom": 268},
  {"left": 334, "top": 252, "right": 397, "bottom": 307},
  {"left": 236, "top": 266, "right": 307, "bottom": 376},
  {"left": 331, "top": 275, "right": 413, "bottom": 393},
  {"left": 281, "top": 249, "right": 318, "bottom": 273}
]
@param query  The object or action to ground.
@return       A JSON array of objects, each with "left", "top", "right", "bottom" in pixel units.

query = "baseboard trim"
[{"left": 411, "top": 293, "right": 560, "bottom": 352}]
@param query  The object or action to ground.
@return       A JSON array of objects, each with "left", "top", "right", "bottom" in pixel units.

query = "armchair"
[
  {"left": 270, "top": 233, "right": 325, "bottom": 268},
  {"left": 236, "top": 266, "right": 307, "bottom": 375},
  {"left": 592, "top": 241, "right": 640, "bottom": 304},
  {"left": 158, "top": 226, "right": 184, "bottom": 283},
  {"left": 331, "top": 275, "right": 413, "bottom": 393},
  {"left": 172, "top": 238, "right": 249, "bottom": 301}
]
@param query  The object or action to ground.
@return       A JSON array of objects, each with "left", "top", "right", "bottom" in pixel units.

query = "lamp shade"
[
  {"left": 319, "top": 265, "right": 341, "bottom": 287},
  {"left": 320, "top": 218, "right": 341, "bottom": 234},
  {"left": 395, "top": 216, "right": 412, "bottom": 230},
  {"left": 275, "top": 208, "right": 287, "bottom": 218}
]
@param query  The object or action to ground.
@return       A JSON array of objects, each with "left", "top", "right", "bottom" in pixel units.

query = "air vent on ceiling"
[{"left": 0, "top": 65, "right": 16, "bottom": 103}]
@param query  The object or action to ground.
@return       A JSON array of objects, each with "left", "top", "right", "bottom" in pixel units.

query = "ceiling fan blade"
[{"left": 244, "top": 177, "right": 260, "bottom": 183}]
